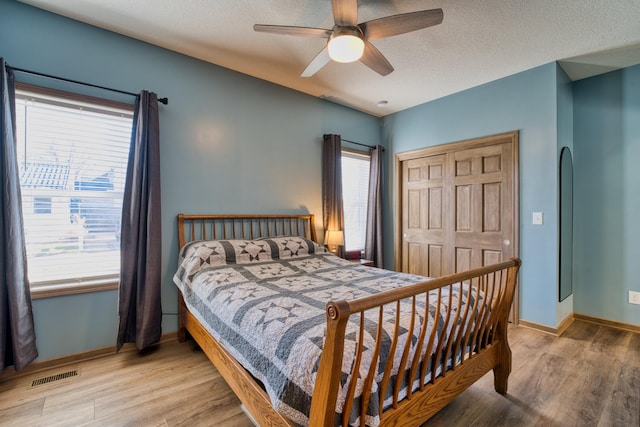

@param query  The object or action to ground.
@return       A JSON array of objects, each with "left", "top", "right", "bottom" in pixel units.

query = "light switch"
[{"left": 532, "top": 212, "right": 543, "bottom": 225}]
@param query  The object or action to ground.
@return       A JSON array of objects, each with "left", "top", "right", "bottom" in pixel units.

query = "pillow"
[
  {"left": 175, "top": 236, "right": 326, "bottom": 287},
  {"left": 218, "top": 236, "right": 325, "bottom": 263},
  {"left": 263, "top": 236, "right": 326, "bottom": 260},
  {"left": 174, "top": 240, "right": 228, "bottom": 287}
]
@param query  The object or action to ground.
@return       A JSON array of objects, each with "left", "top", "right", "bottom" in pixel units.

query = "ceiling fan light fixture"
[{"left": 328, "top": 28, "right": 365, "bottom": 63}]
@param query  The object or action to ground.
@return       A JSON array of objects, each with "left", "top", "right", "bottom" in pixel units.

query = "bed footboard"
[{"left": 310, "top": 258, "right": 521, "bottom": 427}]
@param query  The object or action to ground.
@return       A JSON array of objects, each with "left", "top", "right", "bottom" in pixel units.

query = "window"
[
  {"left": 341, "top": 149, "right": 370, "bottom": 252},
  {"left": 15, "top": 84, "right": 134, "bottom": 293}
]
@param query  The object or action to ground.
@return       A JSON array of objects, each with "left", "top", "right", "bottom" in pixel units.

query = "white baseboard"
[
  {"left": 0, "top": 331, "right": 178, "bottom": 381},
  {"left": 519, "top": 312, "right": 639, "bottom": 336}
]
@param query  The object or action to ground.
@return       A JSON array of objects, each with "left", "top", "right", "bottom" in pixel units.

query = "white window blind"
[
  {"left": 15, "top": 87, "right": 133, "bottom": 288},
  {"left": 341, "top": 150, "right": 370, "bottom": 252}
]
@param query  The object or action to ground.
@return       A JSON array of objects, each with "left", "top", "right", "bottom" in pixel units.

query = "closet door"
[
  {"left": 398, "top": 132, "right": 518, "bottom": 276},
  {"left": 402, "top": 154, "right": 447, "bottom": 277},
  {"left": 447, "top": 142, "right": 515, "bottom": 273}
]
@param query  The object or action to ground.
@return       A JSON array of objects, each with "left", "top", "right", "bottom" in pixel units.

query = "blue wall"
[
  {"left": 382, "top": 64, "right": 560, "bottom": 327},
  {"left": 573, "top": 65, "right": 640, "bottom": 325},
  {"left": 1, "top": 0, "right": 381, "bottom": 360},
  {"left": 3, "top": 0, "right": 638, "bottom": 361}
]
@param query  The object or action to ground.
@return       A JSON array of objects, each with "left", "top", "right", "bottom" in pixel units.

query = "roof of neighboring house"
[{"left": 20, "top": 162, "right": 70, "bottom": 189}]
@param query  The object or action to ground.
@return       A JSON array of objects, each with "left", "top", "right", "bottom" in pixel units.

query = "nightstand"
[{"left": 349, "top": 259, "right": 374, "bottom": 267}]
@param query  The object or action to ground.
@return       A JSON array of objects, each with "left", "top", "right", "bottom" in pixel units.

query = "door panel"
[
  {"left": 483, "top": 183, "right": 501, "bottom": 232},
  {"left": 428, "top": 244, "right": 443, "bottom": 277},
  {"left": 402, "top": 155, "right": 447, "bottom": 277},
  {"left": 428, "top": 187, "right": 442, "bottom": 229},
  {"left": 455, "top": 185, "right": 472, "bottom": 231},
  {"left": 455, "top": 247, "right": 472, "bottom": 273},
  {"left": 483, "top": 249, "right": 502, "bottom": 266},
  {"left": 407, "top": 189, "right": 421, "bottom": 229},
  {"left": 407, "top": 242, "right": 423, "bottom": 275}
]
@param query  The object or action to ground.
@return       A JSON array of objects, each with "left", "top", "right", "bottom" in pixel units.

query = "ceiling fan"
[{"left": 254, "top": 0, "right": 443, "bottom": 77}]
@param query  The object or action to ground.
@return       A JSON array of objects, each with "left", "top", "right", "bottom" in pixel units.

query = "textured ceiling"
[{"left": 18, "top": 0, "right": 640, "bottom": 116}]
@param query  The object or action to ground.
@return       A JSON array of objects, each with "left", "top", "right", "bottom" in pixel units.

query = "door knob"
[{"left": 503, "top": 240, "right": 510, "bottom": 246}]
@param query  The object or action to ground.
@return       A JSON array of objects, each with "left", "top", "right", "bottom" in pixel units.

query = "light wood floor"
[{"left": 0, "top": 320, "right": 638, "bottom": 427}]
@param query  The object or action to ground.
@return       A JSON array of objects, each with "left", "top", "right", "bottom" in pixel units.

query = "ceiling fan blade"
[
  {"left": 360, "top": 41, "right": 394, "bottom": 76},
  {"left": 332, "top": 0, "right": 358, "bottom": 27},
  {"left": 253, "top": 24, "right": 331, "bottom": 38},
  {"left": 301, "top": 46, "right": 332, "bottom": 77},
  {"left": 360, "top": 8, "right": 443, "bottom": 40}
]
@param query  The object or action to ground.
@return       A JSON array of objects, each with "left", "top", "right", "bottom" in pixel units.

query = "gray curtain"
[
  {"left": 1, "top": 58, "right": 38, "bottom": 372},
  {"left": 365, "top": 145, "right": 383, "bottom": 268},
  {"left": 117, "top": 91, "right": 162, "bottom": 352},
  {"left": 322, "top": 134, "right": 345, "bottom": 257}
]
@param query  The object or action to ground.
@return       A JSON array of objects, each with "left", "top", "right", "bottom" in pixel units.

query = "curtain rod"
[
  {"left": 342, "top": 138, "right": 385, "bottom": 152},
  {"left": 7, "top": 65, "right": 169, "bottom": 105}
]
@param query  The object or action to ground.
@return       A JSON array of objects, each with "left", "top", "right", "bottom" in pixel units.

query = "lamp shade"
[
  {"left": 327, "top": 27, "right": 365, "bottom": 63},
  {"left": 324, "top": 229, "right": 345, "bottom": 246},
  {"left": 328, "top": 35, "right": 364, "bottom": 63}
]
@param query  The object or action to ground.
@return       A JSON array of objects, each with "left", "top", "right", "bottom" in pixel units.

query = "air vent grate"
[{"left": 30, "top": 369, "right": 79, "bottom": 388}]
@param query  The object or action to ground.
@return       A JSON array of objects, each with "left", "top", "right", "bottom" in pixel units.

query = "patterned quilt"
[{"left": 173, "top": 237, "right": 477, "bottom": 427}]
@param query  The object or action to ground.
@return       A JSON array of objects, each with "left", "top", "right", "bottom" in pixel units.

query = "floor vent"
[{"left": 30, "top": 369, "right": 79, "bottom": 389}]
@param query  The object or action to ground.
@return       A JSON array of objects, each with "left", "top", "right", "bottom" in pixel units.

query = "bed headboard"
[{"left": 177, "top": 214, "right": 317, "bottom": 248}]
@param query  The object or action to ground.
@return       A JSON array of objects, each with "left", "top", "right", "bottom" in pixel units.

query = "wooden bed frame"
[{"left": 176, "top": 214, "right": 521, "bottom": 427}]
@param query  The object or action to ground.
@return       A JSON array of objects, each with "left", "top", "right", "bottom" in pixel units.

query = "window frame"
[
  {"left": 341, "top": 147, "right": 371, "bottom": 254},
  {"left": 15, "top": 82, "right": 134, "bottom": 299}
]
